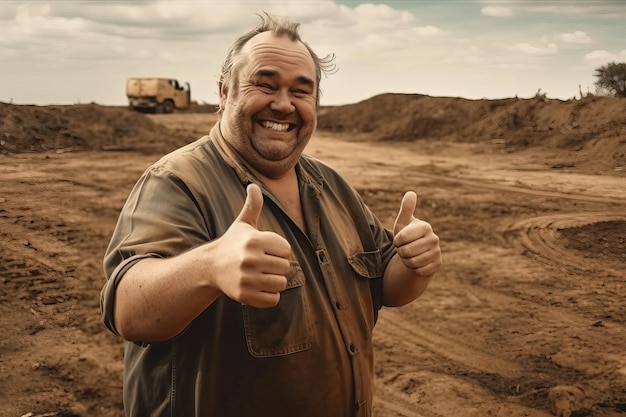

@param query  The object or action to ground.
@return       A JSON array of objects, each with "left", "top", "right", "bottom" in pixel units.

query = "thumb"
[
  {"left": 236, "top": 183, "right": 264, "bottom": 228},
  {"left": 393, "top": 191, "right": 417, "bottom": 235}
]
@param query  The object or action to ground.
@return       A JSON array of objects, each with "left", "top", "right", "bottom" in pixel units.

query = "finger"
[
  {"left": 393, "top": 191, "right": 417, "bottom": 236},
  {"left": 397, "top": 246, "right": 440, "bottom": 269},
  {"left": 241, "top": 272, "right": 288, "bottom": 293},
  {"left": 238, "top": 274, "right": 287, "bottom": 308},
  {"left": 236, "top": 183, "right": 263, "bottom": 228},
  {"left": 395, "top": 237, "right": 430, "bottom": 259},
  {"left": 256, "top": 253, "right": 291, "bottom": 276},
  {"left": 393, "top": 221, "right": 432, "bottom": 248},
  {"left": 403, "top": 259, "right": 441, "bottom": 277},
  {"left": 259, "top": 230, "right": 292, "bottom": 259},
  {"left": 259, "top": 274, "right": 289, "bottom": 293},
  {"left": 240, "top": 291, "right": 281, "bottom": 308}
]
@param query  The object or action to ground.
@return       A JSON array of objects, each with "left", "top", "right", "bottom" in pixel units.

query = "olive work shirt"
[{"left": 101, "top": 123, "right": 397, "bottom": 417}]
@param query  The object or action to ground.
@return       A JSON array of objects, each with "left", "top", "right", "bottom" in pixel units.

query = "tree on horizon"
[{"left": 594, "top": 61, "right": 626, "bottom": 98}]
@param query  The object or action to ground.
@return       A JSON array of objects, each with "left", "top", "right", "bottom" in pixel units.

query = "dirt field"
[{"left": 1, "top": 95, "right": 625, "bottom": 416}]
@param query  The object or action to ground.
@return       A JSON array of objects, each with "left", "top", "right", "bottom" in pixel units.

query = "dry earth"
[{"left": 0, "top": 94, "right": 625, "bottom": 417}]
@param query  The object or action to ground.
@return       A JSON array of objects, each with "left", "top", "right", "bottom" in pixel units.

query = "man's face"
[{"left": 219, "top": 31, "right": 318, "bottom": 179}]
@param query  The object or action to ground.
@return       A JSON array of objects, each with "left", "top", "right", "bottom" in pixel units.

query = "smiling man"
[{"left": 101, "top": 12, "right": 441, "bottom": 417}]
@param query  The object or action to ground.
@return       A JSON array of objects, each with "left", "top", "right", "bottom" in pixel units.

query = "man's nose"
[{"left": 270, "top": 89, "right": 295, "bottom": 113}]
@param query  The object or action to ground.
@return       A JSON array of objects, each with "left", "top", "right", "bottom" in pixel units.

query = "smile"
[{"left": 259, "top": 120, "right": 294, "bottom": 132}]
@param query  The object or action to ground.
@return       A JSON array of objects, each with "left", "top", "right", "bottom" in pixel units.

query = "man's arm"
[
  {"left": 114, "top": 184, "right": 292, "bottom": 342},
  {"left": 382, "top": 191, "right": 442, "bottom": 307}
]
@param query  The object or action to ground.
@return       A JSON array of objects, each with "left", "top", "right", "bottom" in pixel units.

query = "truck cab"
[{"left": 126, "top": 78, "right": 191, "bottom": 113}]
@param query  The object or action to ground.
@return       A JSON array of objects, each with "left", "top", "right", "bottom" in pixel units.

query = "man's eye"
[{"left": 292, "top": 89, "right": 311, "bottom": 96}]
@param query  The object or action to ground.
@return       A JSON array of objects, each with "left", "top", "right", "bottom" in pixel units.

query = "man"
[{"left": 101, "top": 12, "right": 441, "bottom": 417}]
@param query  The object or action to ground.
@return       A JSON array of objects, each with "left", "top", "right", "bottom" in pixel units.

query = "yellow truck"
[{"left": 126, "top": 77, "right": 191, "bottom": 113}]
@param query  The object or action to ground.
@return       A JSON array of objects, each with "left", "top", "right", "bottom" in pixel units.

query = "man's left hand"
[{"left": 392, "top": 191, "right": 442, "bottom": 277}]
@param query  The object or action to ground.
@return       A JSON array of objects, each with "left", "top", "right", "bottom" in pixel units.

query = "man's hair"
[{"left": 218, "top": 12, "right": 336, "bottom": 107}]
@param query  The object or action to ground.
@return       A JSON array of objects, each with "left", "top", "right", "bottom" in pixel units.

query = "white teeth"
[{"left": 261, "top": 121, "right": 290, "bottom": 132}]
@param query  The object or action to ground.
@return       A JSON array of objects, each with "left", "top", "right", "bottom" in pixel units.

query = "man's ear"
[{"left": 218, "top": 81, "right": 227, "bottom": 111}]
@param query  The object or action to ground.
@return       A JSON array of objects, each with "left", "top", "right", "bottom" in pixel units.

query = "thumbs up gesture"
[
  {"left": 392, "top": 191, "right": 442, "bottom": 277},
  {"left": 213, "top": 183, "right": 291, "bottom": 307}
]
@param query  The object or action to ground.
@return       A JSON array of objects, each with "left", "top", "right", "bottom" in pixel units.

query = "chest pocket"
[
  {"left": 241, "top": 261, "right": 314, "bottom": 357},
  {"left": 347, "top": 249, "right": 383, "bottom": 279},
  {"left": 347, "top": 249, "right": 384, "bottom": 324}
]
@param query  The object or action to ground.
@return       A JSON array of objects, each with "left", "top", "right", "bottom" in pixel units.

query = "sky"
[{"left": 1, "top": 0, "right": 625, "bottom": 106}]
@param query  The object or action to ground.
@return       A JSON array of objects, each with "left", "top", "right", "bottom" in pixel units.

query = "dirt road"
[{"left": 1, "top": 112, "right": 625, "bottom": 416}]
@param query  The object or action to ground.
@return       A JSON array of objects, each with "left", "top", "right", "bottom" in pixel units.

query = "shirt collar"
[
  {"left": 208, "top": 121, "right": 324, "bottom": 192},
  {"left": 209, "top": 121, "right": 254, "bottom": 186}
]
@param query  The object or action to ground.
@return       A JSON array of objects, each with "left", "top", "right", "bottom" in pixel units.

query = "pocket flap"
[
  {"left": 286, "top": 261, "right": 305, "bottom": 289},
  {"left": 347, "top": 249, "right": 383, "bottom": 279}
]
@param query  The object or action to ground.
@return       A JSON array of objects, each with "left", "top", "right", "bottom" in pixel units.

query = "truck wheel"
[{"left": 162, "top": 100, "right": 175, "bottom": 114}]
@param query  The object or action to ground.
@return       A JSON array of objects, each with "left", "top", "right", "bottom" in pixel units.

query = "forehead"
[{"left": 240, "top": 31, "right": 316, "bottom": 80}]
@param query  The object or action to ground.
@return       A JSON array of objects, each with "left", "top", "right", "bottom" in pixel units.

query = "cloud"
[
  {"left": 299, "top": 2, "right": 446, "bottom": 61},
  {"left": 480, "top": 0, "right": 626, "bottom": 18},
  {"left": 524, "top": 2, "right": 626, "bottom": 18},
  {"left": 512, "top": 42, "right": 558, "bottom": 56},
  {"left": 413, "top": 25, "right": 445, "bottom": 37},
  {"left": 584, "top": 49, "right": 626, "bottom": 64},
  {"left": 558, "top": 30, "right": 591, "bottom": 44},
  {"left": 481, "top": 6, "right": 515, "bottom": 17}
]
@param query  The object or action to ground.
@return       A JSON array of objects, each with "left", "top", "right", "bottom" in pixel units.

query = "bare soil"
[{"left": 1, "top": 95, "right": 625, "bottom": 417}]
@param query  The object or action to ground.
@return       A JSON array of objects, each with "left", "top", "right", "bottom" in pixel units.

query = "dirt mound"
[
  {"left": 2, "top": 96, "right": 625, "bottom": 171},
  {"left": 318, "top": 93, "right": 626, "bottom": 170},
  {"left": 0, "top": 102, "right": 183, "bottom": 153},
  {"left": 561, "top": 220, "right": 626, "bottom": 260}
]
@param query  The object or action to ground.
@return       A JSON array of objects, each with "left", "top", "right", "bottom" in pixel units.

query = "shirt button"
[
  {"left": 349, "top": 343, "right": 356, "bottom": 353},
  {"left": 317, "top": 250, "right": 326, "bottom": 263},
  {"left": 334, "top": 300, "right": 342, "bottom": 310}
]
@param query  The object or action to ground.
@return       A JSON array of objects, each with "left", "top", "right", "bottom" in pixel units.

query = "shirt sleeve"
[
  {"left": 100, "top": 166, "right": 211, "bottom": 335},
  {"left": 364, "top": 201, "right": 396, "bottom": 314}
]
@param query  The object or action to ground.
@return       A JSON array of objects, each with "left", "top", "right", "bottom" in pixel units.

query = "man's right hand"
[{"left": 213, "top": 183, "right": 291, "bottom": 308}]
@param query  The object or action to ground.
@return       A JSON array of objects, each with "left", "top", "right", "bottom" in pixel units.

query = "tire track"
[
  {"left": 375, "top": 274, "right": 626, "bottom": 415},
  {"left": 378, "top": 307, "right": 523, "bottom": 379},
  {"left": 408, "top": 170, "right": 626, "bottom": 205},
  {"left": 308, "top": 136, "right": 626, "bottom": 206},
  {"left": 501, "top": 212, "right": 626, "bottom": 276},
  {"left": 375, "top": 394, "right": 431, "bottom": 417}
]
